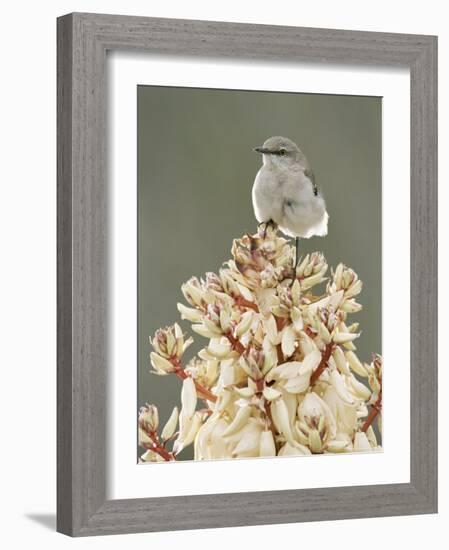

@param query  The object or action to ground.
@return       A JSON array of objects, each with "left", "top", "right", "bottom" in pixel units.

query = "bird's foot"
[{"left": 258, "top": 220, "right": 277, "bottom": 239}]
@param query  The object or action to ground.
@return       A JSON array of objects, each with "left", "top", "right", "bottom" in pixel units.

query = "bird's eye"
[{"left": 279, "top": 149, "right": 286, "bottom": 156}]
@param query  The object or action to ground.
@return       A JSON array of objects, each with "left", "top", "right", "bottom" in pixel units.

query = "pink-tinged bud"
[
  {"left": 177, "top": 303, "right": 204, "bottom": 323},
  {"left": 150, "top": 352, "right": 176, "bottom": 375},
  {"left": 138, "top": 404, "right": 159, "bottom": 433},
  {"left": 151, "top": 324, "right": 187, "bottom": 360},
  {"left": 181, "top": 277, "right": 204, "bottom": 308},
  {"left": 204, "top": 272, "right": 223, "bottom": 292}
]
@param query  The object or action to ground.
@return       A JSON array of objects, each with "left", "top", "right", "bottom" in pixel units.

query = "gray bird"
[{"left": 252, "top": 136, "right": 328, "bottom": 266}]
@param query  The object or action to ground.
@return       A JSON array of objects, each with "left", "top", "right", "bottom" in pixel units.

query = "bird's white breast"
[
  {"left": 252, "top": 165, "right": 328, "bottom": 239},
  {"left": 252, "top": 168, "right": 284, "bottom": 225}
]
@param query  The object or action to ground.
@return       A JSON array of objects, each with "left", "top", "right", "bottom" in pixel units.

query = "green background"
[{"left": 137, "top": 86, "right": 382, "bottom": 460}]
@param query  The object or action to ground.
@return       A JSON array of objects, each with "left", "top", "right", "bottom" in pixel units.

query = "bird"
[{"left": 252, "top": 136, "right": 328, "bottom": 268}]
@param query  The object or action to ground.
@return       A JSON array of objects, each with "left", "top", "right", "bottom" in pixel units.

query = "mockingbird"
[{"left": 252, "top": 136, "right": 328, "bottom": 267}]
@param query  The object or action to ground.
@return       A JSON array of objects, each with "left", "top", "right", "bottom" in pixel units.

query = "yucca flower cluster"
[{"left": 138, "top": 226, "right": 382, "bottom": 463}]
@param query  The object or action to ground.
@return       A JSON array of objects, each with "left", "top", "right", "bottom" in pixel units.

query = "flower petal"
[
  {"left": 223, "top": 405, "right": 252, "bottom": 437},
  {"left": 272, "top": 398, "right": 295, "bottom": 444},
  {"left": 281, "top": 325, "right": 296, "bottom": 357},
  {"left": 177, "top": 303, "right": 204, "bottom": 323},
  {"left": 150, "top": 352, "right": 174, "bottom": 375},
  {"left": 332, "top": 332, "right": 360, "bottom": 344},
  {"left": 263, "top": 386, "right": 282, "bottom": 401},
  {"left": 161, "top": 406, "right": 179, "bottom": 441},
  {"left": 181, "top": 377, "right": 197, "bottom": 419},
  {"left": 259, "top": 430, "right": 276, "bottom": 457},
  {"left": 354, "top": 431, "right": 372, "bottom": 452},
  {"left": 346, "top": 351, "right": 368, "bottom": 377},
  {"left": 330, "top": 369, "right": 355, "bottom": 405},
  {"left": 235, "top": 311, "right": 253, "bottom": 337},
  {"left": 278, "top": 442, "right": 311, "bottom": 456}
]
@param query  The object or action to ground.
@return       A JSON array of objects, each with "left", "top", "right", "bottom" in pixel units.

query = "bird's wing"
[{"left": 304, "top": 167, "right": 318, "bottom": 196}]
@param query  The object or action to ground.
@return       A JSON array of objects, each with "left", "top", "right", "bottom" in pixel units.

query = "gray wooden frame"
[{"left": 57, "top": 12, "right": 438, "bottom": 537}]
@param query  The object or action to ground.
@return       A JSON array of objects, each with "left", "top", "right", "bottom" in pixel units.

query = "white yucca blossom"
[{"left": 138, "top": 226, "right": 382, "bottom": 462}]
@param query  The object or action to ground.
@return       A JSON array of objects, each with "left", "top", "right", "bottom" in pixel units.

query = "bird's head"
[{"left": 253, "top": 136, "right": 303, "bottom": 168}]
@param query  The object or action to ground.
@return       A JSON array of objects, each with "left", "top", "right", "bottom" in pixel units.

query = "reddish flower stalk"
[
  {"left": 263, "top": 400, "right": 278, "bottom": 448},
  {"left": 275, "top": 317, "right": 288, "bottom": 364},
  {"left": 310, "top": 343, "right": 334, "bottom": 385},
  {"left": 361, "top": 389, "right": 382, "bottom": 432},
  {"left": 225, "top": 332, "right": 246, "bottom": 355},
  {"left": 171, "top": 358, "right": 217, "bottom": 403},
  {"left": 235, "top": 296, "right": 259, "bottom": 312},
  {"left": 275, "top": 345, "right": 284, "bottom": 365},
  {"left": 142, "top": 432, "right": 175, "bottom": 462},
  {"left": 304, "top": 326, "right": 317, "bottom": 339},
  {"left": 275, "top": 317, "right": 288, "bottom": 332}
]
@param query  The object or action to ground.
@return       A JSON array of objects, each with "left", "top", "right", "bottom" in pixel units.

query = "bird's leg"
[
  {"left": 294, "top": 236, "right": 300, "bottom": 270},
  {"left": 258, "top": 220, "right": 269, "bottom": 238},
  {"left": 258, "top": 219, "right": 277, "bottom": 239},
  {"left": 289, "top": 237, "right": 301, "bottom": 287}
]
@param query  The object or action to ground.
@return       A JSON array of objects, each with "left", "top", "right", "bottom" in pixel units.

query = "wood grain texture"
[
  {"left": 57, "top": 12, "right": 438, "bottom": 536},
  {"left": 57, "top": 13, "right": 74, "bottom": 536}
]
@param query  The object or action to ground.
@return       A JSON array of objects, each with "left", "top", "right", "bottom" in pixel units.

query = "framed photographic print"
[{"left": 57, "top": 13, "right": 438, "bottom": 536}]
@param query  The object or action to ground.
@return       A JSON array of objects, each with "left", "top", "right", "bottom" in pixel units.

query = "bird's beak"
[{"left": 253, "top": 146, "right": 270, "bottom": 154}]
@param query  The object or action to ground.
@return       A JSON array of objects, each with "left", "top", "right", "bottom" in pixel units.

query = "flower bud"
[
  {"left": 278, "top": 442, "right": 311, "bottom": 456},
  {"left": 297, "top": 254, "right": 310, "bottom": 276},
  {"left": 349, "top": 376, "right": 372, "bottom": 401},
  {"left": 297, "top": 253, "right": 328, "bottom": 289},
  {"left": 332, "top": 346, "right": 350, "bottom": 375},
  {"left": 345, "top": 350, "right": 368, "bottom": 377},
  {"left": 243, "top": 348, "right": 265, "bottom": 379},
  {"left": 332, "top": 265, "right": 363, "bottom": 298},
  {"left": 291, "top": 279, "right": 301, "bottom": 306},
  {"left": 219, "top": 269, "right": 240, "bottom": 295},
  {"left": 291, "top": 307, "right": 304, "bottom": 332},
  {"left": 272, "top": 398, "right": 295, "bottom": 444},
  {"left": 234, "top": 385, "right": 255, "bottom": 399},
  {"left": 263, "top": 315, "right": 279, "bottom": 345},
  {"left": 341, "top": 299, "right": 362, "bottom": 313},
  {"left": 161, "top": 407, "right": 179, "bottom": 441},
  {"left": 138, "top": 404, "right": 159, "bottom": 433},
  {"left": 263, "top": 386, "right": 282, "bottom": 401},
  {"left": 332, "top": 331, "right": 359, "bottom": 344},
  {"left": 223, "top": 405, "right": 252, "bottom": 437},
  {"left": 300, "top": 270, "right": 327, "bottom": 291},
  {"left": 191, "top": 323, "right": 220, "bottom": 339},
  {"left": 151, "top": 324, "right": 187, "bottom": 359},
  {"left": 203, "top": 316, "right": 223, "bottom": 336},
  {"left": 354, "top": 431, "right": 372, "bottom": 451},
  {"left": 181, "top": 277, "right": 204, "bottom": 308},
  {"left": 329, "top": 369, "right": 355, "bottom": 405},
  {"left": 281, "top": 325, "right": 296, "bottom": 357},
  {"left": 259, "top": 430, "right": 276, "bottom": 456},
  {"left": 204, "top": 272, "right": 223, "bottom": 292},
  {"left": 138, "top": 428, "right": 153, "bottom": 447},
  {"left": 235, "top": 310, "right": 253, "bottom": 337},
  {"left": 318, "top": 322, "right": 332, "bottom": 344},
  {"left": 181, "top": 377, "right": 197, "bottom": 419},
  {"left": 326, "top": 439, "right": 351, "bottom": 453},
  {"left": 150, "top": 352, "right": 176, "bottom": 375},
  {"left": 206, "top": 338, "right": 233, "bottom": 359},
  {"left": 177, "top": 303, "right": 204, "bottom": 323},
  {"left": 308, "top": 428, "right": 324, "bottom": 453}
]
